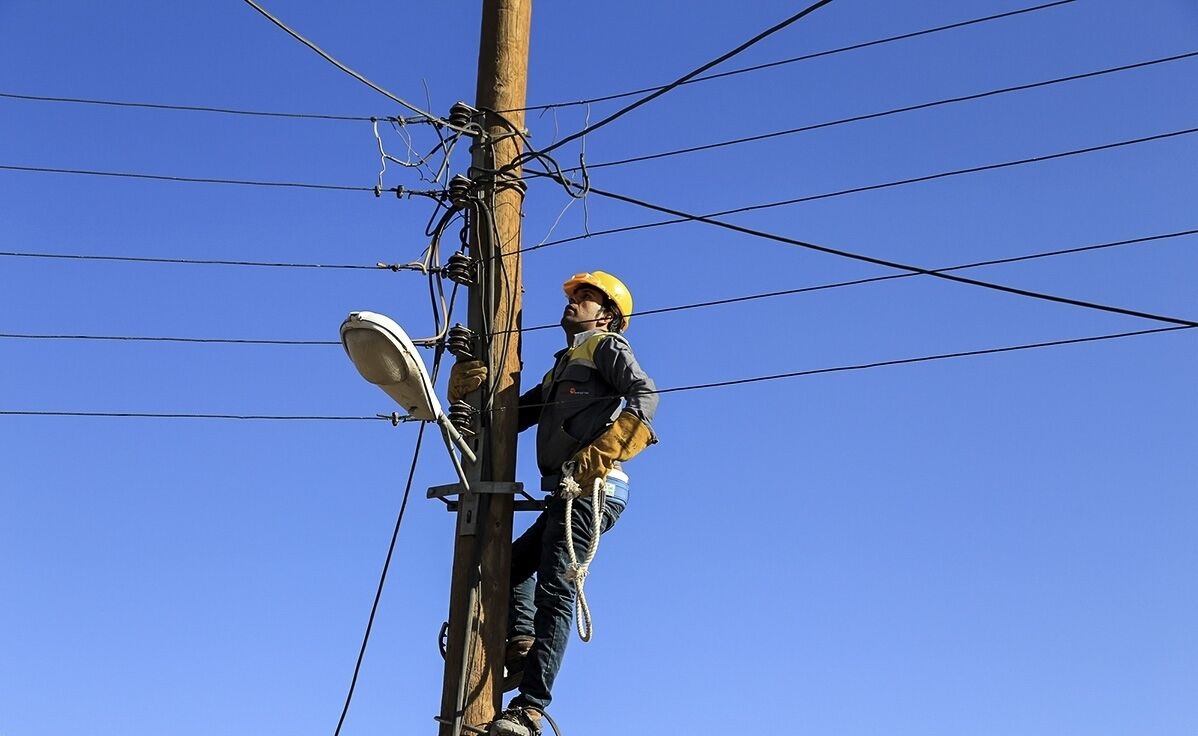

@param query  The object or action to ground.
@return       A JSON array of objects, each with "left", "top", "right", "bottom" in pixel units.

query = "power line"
[
  {"left": 332, "top": 422, "right": 427, "bottom": 736},
  {"left": 0, "top": 333, "right": 339, "bottom": 346},
  {"left": 0, "top": 90, "right": 400, "bottom": 123},
  {"left": 6, "top": 327, "right": 1190, "bottom": 422},
  {"left": 0, "top": 250, "right": 404, "bottom": 271},
  {"left": 0, "top": 410, "right": 389, "bottom": 421},
  {"left": 528, "top": 125, "right": 1198, "bottom": 253},
  {"left": 569, "top": 181, "right": 1198, "bottom": 328},
  {"left": 518, "top": 0, "right": 1076, "bottom": 112},
  {"left": 570, "top": 50, "right": 1198, "bottom": 171},
  {"left": 532, "top": 0, "right": 837, "bottom": 159},
  {"left": 0, "top": 163, "right": 437, "bottom": 195},
  {"left": 9, "top": 229, "right": 1194, "bottom": 346},
  {"left": 504, "top": 325, "right": 1193, "bottom": 415},
  {"left": 513, "top": 228, "right": 1198, "bottom": 333},
  {"left": 654, "top": 325, "right": 1193, "bottom": 395},
  {"left": 240, "top": 0, "right": 454, "bottom": 129}
]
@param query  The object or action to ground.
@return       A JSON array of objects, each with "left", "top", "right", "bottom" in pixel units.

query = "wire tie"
[
  {"left": 394, "top": 185, "right": 405, "bottom": 199},
  {"left": 377, "top": 412, "right": 409, "bottom": 426},
  {"left": 373, "top": 184, "right": 382, "bottom": 198}
]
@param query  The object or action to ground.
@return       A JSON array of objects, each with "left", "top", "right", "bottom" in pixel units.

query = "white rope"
[{"left": 560, "top": 465, "right": 605, "bottom": 642}]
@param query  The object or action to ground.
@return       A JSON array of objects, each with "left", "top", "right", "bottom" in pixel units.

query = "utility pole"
[{"left": 438, "top": 1, "right": 531, "bottom": 734}]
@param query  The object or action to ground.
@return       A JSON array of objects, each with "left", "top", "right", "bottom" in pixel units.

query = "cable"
[
  {"left": 0, "top": 90, "right": 404, "bottom": 123},
  {"left": 529, "top": 0, "right": 837, "bottom": 159},
  {"left": 0, "top": 333, "right": 340, "bottom": 346},
  {"left": 332, "top": 422, "right": 427, "bottom": 736},
  {"left": 508, "top": 228, "right": 1198, "bottom": 334},
  {"left": 0, "top": 163, "right": 437, "bottom": 194},
  {"left": 515, "top": 0, "right": 1076, "bottom": 112},
  {"left": 0, "top": 411, "right": 389, "bottom": 421},
  {"left": 6, "top": 327, "right": 1192, "bottom": 423},
  {"left": 240, "top": 0, "right": 450, "bottom": 128},
  {"left": 656, "top": 326, "right": 1193, "bottom": 394},
  {"left": 0, "top": 251, "right": 398, "bottom": 270},
  {"left": 509, "top": 325, "right": 1193, "bottom": 415},
  {"left": 527, "top": 125, "right": 1198, "bottom": 253},
  {"left": 567, "top": 180, "right": 1198, "bottom": 328},
  {"left": 569, "top": 50, "right": 1198, "bottom": 171},
  {"left": 9, "top": 229, "right": 1192, "bottom": 348}
]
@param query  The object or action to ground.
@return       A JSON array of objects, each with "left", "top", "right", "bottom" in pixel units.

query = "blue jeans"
[{"left": 507, "top": 494, "right": 624, "bottom": 712}]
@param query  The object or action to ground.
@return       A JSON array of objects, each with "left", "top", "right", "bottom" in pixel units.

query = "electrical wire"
[
  {"left": 528, "top": 0, "right": 838, "bottom": 160},
  {"left": 567, "top": 50, "right": 1198, "bottom": 172},
  {"left": 0, "top": 411, "right": 389, "bottom": 421},
  {"left": 240, "top": 0, "right": 453, "bottom": 128},
  {"left": 507, "top": 324, "right": 1194, "bottom": 415},
  {"left": 0, "top": 90, "right": 406, "bottom": 122},
  {"left": 332, "top": 422, "right": 427, "bottom": 736},
  {"left": 0, "top": 163, "right": 438, "bottom": 194},
  {"left": 567, "top": 180, "right": 1198, "bottom": 328},
  {"left": 0, "top": 333, "right": 339, "bottom": 345},
  {"left": 17, "top": 228, "right": 1189, "bottom": 347},
  {"left": 526, "top": 125, "right": 1198, "bottom": 253},
  {"left": 514, "top": 0, "right": 1076, "bottom": 112},
  {"left": 655, "top": 326, "right": 1194, "bottom": 395},
  {"left": 508, "top": 228, "right": 1198, "bottom": 334},
  {"left": 0, "top": 251, "right": 403, "bottom": 270},
  {"left": 6, "top": 327, "right": 1191, "bottom": 423}
]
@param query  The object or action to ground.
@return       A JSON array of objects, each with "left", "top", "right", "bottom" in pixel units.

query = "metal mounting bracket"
[{"left": 427, "top": 481, "right": 544, "bottom": 535}]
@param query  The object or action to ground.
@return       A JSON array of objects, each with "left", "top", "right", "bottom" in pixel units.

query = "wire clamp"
[{"left": 376, "top": 412, "right": 416, "bottom": 426}]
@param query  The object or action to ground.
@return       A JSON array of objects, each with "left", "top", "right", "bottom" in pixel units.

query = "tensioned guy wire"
[{"left": 515, "top": 0, "right": 1076, "bottom": 111}]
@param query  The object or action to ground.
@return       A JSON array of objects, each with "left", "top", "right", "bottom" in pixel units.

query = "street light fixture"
[{"left": 339, "top": 310, "right": 475, "bottom": 489}]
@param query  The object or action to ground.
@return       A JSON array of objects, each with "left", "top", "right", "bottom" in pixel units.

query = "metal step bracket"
[{"left": 428, "top": 481, "right": 544, "bottom": 535}]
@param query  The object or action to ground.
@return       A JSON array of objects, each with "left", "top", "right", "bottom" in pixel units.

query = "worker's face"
[{"left": 561, "top": 286, "right": 611, "bottom": 335}]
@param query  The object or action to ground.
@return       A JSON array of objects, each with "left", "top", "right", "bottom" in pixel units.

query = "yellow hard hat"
[{"left": 563, "top": 271, "right": 634, "bottom": 331}]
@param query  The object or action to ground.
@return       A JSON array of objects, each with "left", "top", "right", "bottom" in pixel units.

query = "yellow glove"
[
  {"left": 571, "top": 411, "right": 655, "bottom": 491},
  {"left": 447, "top": 360, "right": 487, "bottom": 403}
]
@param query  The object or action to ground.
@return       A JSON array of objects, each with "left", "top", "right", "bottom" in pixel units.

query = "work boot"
[
  {"left": 490, "top": 705, "right": 542, "bottom": 736},
  {"left": 502, "top": 635, "right": 534, "bottom": 693}
]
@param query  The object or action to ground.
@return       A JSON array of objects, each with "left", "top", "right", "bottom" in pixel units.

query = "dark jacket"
[{"left": 517, "top": 329, "right": 657, "bottom": 488}]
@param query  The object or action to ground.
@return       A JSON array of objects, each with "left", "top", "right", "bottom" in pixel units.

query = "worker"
[{"left": 448, "top": 271, "right": 658, "bottom": 736}]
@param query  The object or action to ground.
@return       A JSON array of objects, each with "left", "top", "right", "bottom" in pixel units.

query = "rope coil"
[{"left": 559, "top": 463, "right": 605, "bottom": 642}]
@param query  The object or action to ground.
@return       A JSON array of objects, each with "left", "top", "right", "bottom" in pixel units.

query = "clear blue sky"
[{"left": 3, "top": 2, "right": 1196, "bottom": 734}]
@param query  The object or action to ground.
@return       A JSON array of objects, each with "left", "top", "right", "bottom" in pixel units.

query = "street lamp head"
[{"left": 340, "top": 311, "right": 441, "bottom": 421}]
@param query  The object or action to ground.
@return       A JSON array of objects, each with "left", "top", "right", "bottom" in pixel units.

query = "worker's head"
[{"left": 561, "top": 271, "right": 633, "bottom": 336}]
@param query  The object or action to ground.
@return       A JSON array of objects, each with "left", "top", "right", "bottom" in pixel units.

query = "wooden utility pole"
[{"left": 438, "top": 1, "right": 531, "bottom": 734}]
